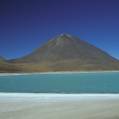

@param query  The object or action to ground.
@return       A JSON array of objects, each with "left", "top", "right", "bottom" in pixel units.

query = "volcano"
[{"left": 8, "top": 34, "right": 119, "bottom": 72}]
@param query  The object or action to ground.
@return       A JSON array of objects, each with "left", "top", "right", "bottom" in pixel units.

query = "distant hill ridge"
[
  {"left": 1, "top": 34, "right": 119, "bottom": 72},
  {"left": 0, "top": 57, "right": 20, "bottom": 72}
]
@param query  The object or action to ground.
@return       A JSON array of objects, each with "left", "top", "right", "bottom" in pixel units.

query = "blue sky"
[{"left": 0, "top": 0, "right": 119, "bottom": 59}]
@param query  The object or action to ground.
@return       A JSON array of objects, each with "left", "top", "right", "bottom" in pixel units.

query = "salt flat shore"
[
  {"left": 0, "top": 70, "right": 119, "bottom": 76},
  {"left": 0, "top": 93, "right": 119, "bottom": 119}
]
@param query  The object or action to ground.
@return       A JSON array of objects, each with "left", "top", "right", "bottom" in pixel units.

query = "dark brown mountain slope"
[{"left": 9, "top": 34, "right": 119, "bottom": 72}]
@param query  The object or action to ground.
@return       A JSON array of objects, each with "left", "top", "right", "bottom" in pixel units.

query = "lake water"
[{"left": 0, "top": 72, "right": 119, "bottom": 93}]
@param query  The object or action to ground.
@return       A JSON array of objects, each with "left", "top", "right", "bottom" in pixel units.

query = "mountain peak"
[
  {"left": 58, "top": 33, "right": 72, "bottom": 38},
  {"left": 54, "top": 33, "right": 74, "bottom": 41},
  {"left": 54, "top": 33, "right": 79, "bottom": 44},
  {"left": 52, "top": 33, "right": 77, "bottom": 46}
]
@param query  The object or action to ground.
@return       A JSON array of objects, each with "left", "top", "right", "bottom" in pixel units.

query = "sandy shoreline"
[
  {"left": 0, "top": 93, "right": 119, "bottom": 119},
  {"left": 0, "top": 70, "right": 119, "bottom": 76}
]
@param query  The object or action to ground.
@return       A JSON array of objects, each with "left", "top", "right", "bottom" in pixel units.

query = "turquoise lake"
[{"left": 0, "top": 72, "right": 119, "bottom": 93}]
